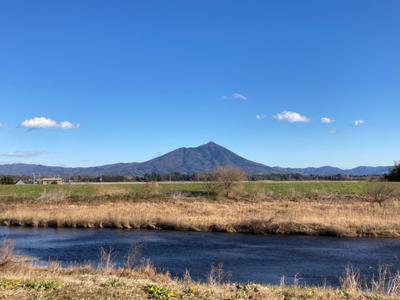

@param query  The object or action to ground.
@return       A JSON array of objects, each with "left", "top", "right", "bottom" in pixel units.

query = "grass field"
[{"left": 1, "top": 181, "right": 399, "bottom": 204}]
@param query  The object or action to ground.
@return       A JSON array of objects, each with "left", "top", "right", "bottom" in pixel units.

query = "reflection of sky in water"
[{"left": 1, "top": 227, "right": 399, "bottom": 287}]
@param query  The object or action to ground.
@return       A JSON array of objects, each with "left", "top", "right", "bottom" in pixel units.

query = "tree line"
[{"left": 1, "top": 162, "right": 400, "bottom": 184}]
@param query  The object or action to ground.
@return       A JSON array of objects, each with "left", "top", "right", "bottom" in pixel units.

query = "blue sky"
[{"left": 0, "top": 0, "right": 399, "bottom": 168}]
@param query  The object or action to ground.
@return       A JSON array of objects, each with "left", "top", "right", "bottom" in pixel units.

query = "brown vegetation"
[{"left": 1, "top": 194, "right": 400, "bottom": 237}]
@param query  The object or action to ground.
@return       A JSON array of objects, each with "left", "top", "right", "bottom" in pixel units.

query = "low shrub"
[
  {"left": 363, "top": 182, "right": 396, "bottom": 206},
  {"left": 102, "top": 277, "right": 125, "bottom": 288},
  {"left": 0, "top": 279, "right": 60, "bottom": 290}
]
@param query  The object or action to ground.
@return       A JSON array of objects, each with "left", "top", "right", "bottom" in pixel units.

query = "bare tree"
[{"left": 213, "top": 166, "right": 246, "bottom": 198}]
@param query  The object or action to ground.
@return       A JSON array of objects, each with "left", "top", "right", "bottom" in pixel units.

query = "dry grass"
[
  {"left": 340, "top": 264, "right": 400, "bottom": 296},
  {"left": 0, "top": 242, "right": 398, "bottom": 300},
  {"left": 1, "top": 196, "right": 400, "bottom": 237},
  {"left": 0, "top": 240, "right": 14, "bottom": 270}
]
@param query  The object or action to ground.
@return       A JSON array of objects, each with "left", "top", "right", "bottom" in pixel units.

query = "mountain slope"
[{"left": 133, "top": 142, "right": 276, "bottom": 175}]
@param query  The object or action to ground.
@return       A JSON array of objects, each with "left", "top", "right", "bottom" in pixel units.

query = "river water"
[{"left": 1, "top": 227, "right": 399, "bottom": 287}]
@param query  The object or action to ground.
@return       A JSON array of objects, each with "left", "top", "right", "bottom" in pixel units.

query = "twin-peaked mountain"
[{"left": 0, "top": 142, "right": 390, "bottom": 177}]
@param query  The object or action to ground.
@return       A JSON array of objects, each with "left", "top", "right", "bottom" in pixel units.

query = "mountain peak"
[{"left": 198, "top": 141, "right": 219, "bottom": 148}]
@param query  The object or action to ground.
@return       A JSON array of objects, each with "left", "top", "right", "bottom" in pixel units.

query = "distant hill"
[
  {"left": 284, "top": 166, "right": 391, "bottom": 176},
  {"left": 0, "top": 142, "right": 391, "bottom": 177}
]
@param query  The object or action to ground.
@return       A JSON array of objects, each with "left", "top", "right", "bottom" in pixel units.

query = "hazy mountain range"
[{"left": 0, "top": 142, "right": 391, "bottom": 177}]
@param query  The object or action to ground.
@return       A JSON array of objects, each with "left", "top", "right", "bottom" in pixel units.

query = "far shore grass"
[
  {"left": 1, "top": 181, "right": 397, "bottom": 204},
  {"left": 1, "top": 182, "right": 400, "bottom": 238}
]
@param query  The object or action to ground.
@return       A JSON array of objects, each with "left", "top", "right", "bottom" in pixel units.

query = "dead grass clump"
[
  {"left": 370, "top": 265, "right": 400, "bottom": 295},
  {"left": 123, "top": 244, "right": 141, "bottom": 270},
  {"left": 97, "top": 247, "right": 116, "bottom": 273},
  {"left": 340, "top": 265, "right": 400, "bottom": 296},
  {"left": 135, "top": 259, "right": 159, "bottom": 279},
  {"left": 285, "top": 188, "right": 303, "bottom": 201},
  {"left": 340, "top": 265, "right": 361, "bottom": 292},
  {"left": 208, "top": 263, "right": 227, "bottom": 285},
  {"left": 37, "top": 189, "right": 69, "bottom": 203},
  {"left": 246, "top": 185, "right": 269, "bottom": 201},
  {"left": 308, "top": 189, "right": 338, "bottom": 201},
  {"left": 0, "top": 240, "right": 14, "bottom": 269}
]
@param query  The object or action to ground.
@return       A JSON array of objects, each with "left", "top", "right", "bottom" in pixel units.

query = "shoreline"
[
  {"left": 2, "top": 224, "right": 400, "bottom": 243},
  {"left": 1, "top": 220, "right": 400, "bottom": 239}
]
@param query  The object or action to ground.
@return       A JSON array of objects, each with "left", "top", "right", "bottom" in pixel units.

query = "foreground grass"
[{"left": 0, "top": 244, "right": 398, "bottom": 300}]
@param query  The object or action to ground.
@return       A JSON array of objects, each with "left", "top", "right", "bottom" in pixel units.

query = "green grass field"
[{"left": 1, "top": 181, "right": 400, "bottom": 204}]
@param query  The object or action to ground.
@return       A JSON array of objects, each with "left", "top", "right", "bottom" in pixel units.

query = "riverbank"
[
  {"left": 0, "top": 242, "right": 398, "bottom": 300},
  {"left": 1, "top": 196, "right": 400, "bottom": 237}
]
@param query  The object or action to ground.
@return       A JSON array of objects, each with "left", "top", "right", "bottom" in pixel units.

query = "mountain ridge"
[{"left": 0, "top": 142, "right": 391, "bottom": 177}]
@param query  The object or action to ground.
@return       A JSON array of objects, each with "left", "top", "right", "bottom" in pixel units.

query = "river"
[{"left": 1, "top": 227, "right": 399, "bottom": 287}]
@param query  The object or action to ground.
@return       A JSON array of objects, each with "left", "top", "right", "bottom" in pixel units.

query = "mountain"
[
  {"left": 131, "top": 142, "right": 276, "bottom": 175},
  {"left": 283, "top": 166, "right": 391, "bottom": 176},
  {"left": 0, "top": 142, "right": 391, "bottom": 177}
]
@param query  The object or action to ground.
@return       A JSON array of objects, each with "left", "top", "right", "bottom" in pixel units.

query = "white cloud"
[
  {"left": 222, "top": 92, "right": 248, "bottom": 101},
  {"left": 255, "top": 114, "right": 267, "bottom": 120},
  {"left": 21, "top": 117, "right": 80, "bottom": 129},
  {"left": 353, "top": 120, "right": 365, "bottom": 126},
  {"left": 0, "top": 150, "right": 48, "bottom": 158},
  {"left": 59, "top": 121, "right": 80, "bottom": 129},
  {"left": 320, "top": 117, "right": 334, "bottom": 124},
  {"left": 0, "top": 123, "right": 6, "bottom": 128},
  {"left": 274, "top": 111, "right": 310, "bottom": 123},
  {"left": 329, "top": 128, "right": 337, "bottom": 135},
  {"left": 231, "top": 93, "right": 247, "bottom": 100}
]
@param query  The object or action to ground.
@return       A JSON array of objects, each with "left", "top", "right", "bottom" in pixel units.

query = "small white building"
[
  {"left": 15, "top": 179, "right": 25, "bottom": 185},
  {"left": 41, "top": 178, "right": 64, "bottom": 185}
]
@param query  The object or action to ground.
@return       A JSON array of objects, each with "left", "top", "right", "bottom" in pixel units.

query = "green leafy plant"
[
  {"left": 144, "top": 284, "right": 176, "bottom": 300},
  {"left": 0, "top": 279, "right": 60, "bottom": 290},
  {"left": 102, "top": 277, "right": 125, "bottom": 288}
]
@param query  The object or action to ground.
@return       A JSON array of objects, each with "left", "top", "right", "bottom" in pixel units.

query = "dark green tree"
[
  {"left": 0, "top": 176, "right": 15, "bottom": 185},
  {"left": 385, "top": 161, "right": 400, "bottom": 181}
]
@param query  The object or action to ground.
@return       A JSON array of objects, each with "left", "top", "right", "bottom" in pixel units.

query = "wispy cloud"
[
  {"left": 329, "top": 128, "right": 337, "bottom": 135},
  {"left": 0, "top": 150, "right": 48, "bottom": 158},
  {"left": 255, "top": 114, "right": 267, "bottom": 120},
  {"left": 222, "top": 92, "right": 248, "bottom": 101},
  {"left": 353, "top": 120, "right": 365, "bottom": 126},
  {"left": 320, "top": 117, "right": 334, "bottom": 124},
  {"left": 0, "top": 123, "right": 6, "bottom": 128},
  {"left": 232, "top": 93, "right": 247, "bottom": 100},
  {"left": 21, "top": 117, "right": 80, "bottom": 129},
  {"left": 274, "top": 111, "right": 310, "bottom": 123}
]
